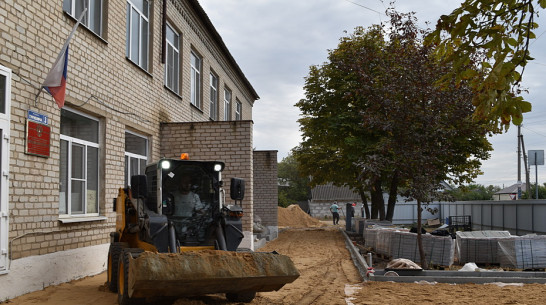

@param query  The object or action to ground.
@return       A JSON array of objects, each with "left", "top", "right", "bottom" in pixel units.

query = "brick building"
[{"left": 0, "top": 0, "right": 276, "bottom": 300}]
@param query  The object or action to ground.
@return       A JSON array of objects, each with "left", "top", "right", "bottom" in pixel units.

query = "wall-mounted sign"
[
  {"left": 27, "top": 110, "right": 48, "bottom": 125},
  {"left": 26, "top": 120, "right": 50, "bottom": 157}
]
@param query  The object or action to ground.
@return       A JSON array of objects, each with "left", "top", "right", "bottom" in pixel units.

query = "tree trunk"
[
  {"left": 370, "top": 178, "right": 385, "bottom": 220},
  {"left": 358, "top": 186, "right": 370, "bottom": 219},
  {"left": 386, "top": 171, "right": 399, "bottom": 221},
  {"left": 417, "top": 200, "right": 428, "bottom": 269}
]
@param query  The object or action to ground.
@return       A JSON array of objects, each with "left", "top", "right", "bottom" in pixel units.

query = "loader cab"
[{"left": 145, "top": 159, "right": 225, "bottom": 247}]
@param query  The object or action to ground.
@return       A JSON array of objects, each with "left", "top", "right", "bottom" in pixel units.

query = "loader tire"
[
  {"left": 107, "top": 242, "right": 128, "bottom": 292},
  {"left": 225, "top": 291, "right": 256, "bottom": 303},
  {"left": 118, "top": 248, "right": 144, "bottom": 305}
]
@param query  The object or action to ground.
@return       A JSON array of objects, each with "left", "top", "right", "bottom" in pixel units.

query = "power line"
[{"left": 342, "top": 0, "right": 384, "bottom": 16}]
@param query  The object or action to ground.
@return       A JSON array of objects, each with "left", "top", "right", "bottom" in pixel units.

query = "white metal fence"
[{"left": 391, "top": 200, "right": 546, "bottom": 235}]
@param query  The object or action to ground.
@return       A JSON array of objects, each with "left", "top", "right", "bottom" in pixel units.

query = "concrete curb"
[{"left": 341, "top": 229, "right": 370, "bottom": 281}]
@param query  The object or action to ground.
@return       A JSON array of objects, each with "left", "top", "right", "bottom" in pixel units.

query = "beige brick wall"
[
  {"left": 253, "top": 151, "right": 278, "bottom": 227},
  {"left": 1, "top": 0, "right": 258, "bottom": 259},
  {"left": 160, "top": 121, "right": 254, "bottom": 230}
]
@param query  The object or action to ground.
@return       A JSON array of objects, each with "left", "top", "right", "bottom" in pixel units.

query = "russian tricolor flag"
[
  {"left": 43, "top": 45, "right": 69, "bottom": 108},
  {"left": 42, "top": 8, "right": 86, "bottom": 108}
]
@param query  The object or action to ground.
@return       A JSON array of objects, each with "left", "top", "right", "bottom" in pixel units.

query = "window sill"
[{"left": 58, "top": 216, "right": 108, "bottom": 223}]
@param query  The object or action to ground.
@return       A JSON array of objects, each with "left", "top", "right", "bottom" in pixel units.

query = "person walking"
[{"left": 330, "top": 201, "right": 340, "bottom": 225}]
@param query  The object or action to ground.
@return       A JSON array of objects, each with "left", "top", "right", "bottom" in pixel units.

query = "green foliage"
[
  {"left": 294, "top": 9, "right": 493, "bottom": 216},
  {"left": 277, "top": 153, "right": 310, "bottom": 207},
  {"left": 521, "top": 183, "right": 546, "bottom": 199},
  {"left": 427, "top": 0, "right": 545, "bottom": 130},
  {"left": 446, "top": 184, "right": 501, "bottom": 200}
]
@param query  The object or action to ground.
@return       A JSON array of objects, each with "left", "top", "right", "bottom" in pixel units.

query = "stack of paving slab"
[
  {"left": 497, "top": 234, "right": 546, "bottom": 269},
  {"left": 389, "top": 231, "right": 455, "bottom": 267},
  {"left": 364, "top": 226, "right": 454, "bottom": 266},
  {"left": 456, "top": 231, "right": 511, "bottom": 264},
  {"left": 364, "top": 226, "right": 407, "bottom": 256}
]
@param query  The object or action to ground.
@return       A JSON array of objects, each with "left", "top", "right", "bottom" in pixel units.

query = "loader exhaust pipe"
[
  {"left": 216, "top": 222, "right": 227, "bottom": 250},
  {"left": 168, "top": 222, "right": 178, "bottom": 253}
]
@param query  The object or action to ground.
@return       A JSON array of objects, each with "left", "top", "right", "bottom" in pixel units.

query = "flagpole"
[{"left": 35, "top": 8, "right": 87, "bottom": 107}]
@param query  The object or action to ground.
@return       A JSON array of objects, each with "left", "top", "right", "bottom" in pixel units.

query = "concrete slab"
[{"left": 372, "top": 269, "right": 546, "bottom": 284}]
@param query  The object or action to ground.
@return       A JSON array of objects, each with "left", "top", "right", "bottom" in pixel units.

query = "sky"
[{"left": 199, "top": 0, "right": 546, "bottom": 188}]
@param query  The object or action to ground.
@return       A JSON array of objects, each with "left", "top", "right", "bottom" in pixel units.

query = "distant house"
[
  {"left": 308, "top": 183, "right": 362, "bottom": 218},
  {"left": 494, "top": 183, "right": 527, "bottom": 200}
]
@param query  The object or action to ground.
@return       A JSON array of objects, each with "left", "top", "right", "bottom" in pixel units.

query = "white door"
[{"left": 0, "top": 66, "right": 11, "bottom": 273}]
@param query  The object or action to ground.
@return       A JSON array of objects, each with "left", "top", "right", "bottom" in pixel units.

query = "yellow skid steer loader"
[{"left": 106, "top": 157, "right": 299, "bottom": 304}]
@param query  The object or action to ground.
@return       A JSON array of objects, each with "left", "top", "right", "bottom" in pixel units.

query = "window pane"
[
  {"left": 63, "top": 0, "right": 72, "bottom": 14},
  {"left": 71, "top": 180, "right": 85, "bottom": 214},
  {"left": 87, "top": 146, "right": 98, "bottom": 213},
  {"left": 166, "top": 45, "right": 173, "bottom": 89},
  {"left": 191, "top": 70, "right": 197, "bottom": 105},
  {"left": 130, "top": 157, "right": 138, "bottom": 180},
  {"left": 142, "top": 0, "right": 149, "bottom": 17},
  {"left": 59, "top": 140, "right": 69, "bottom": 214},
  {"left": 71, "top": 144, "right": 84, "bottom": 179},
  {"left": 125, "top": 132, "right": 147, "bottom": 155},
  {"left": 166, "top": 25, "right": 175, "bottom": 45},
  {"left": 141, "top": 19, "right": 148, "bottom": 69},
  {"left": 126, "top": 3, "right": 131, "bottom": 58},
  {"left": 89, "top": 0, "right": 102, "bottom": 35},
  {"left": 75, "top": 0, "right": 87, "bottom": 25},
  {"left": 0, "top": 74, "right": 5, "bottom": 114},
  {"left": 210, "top": 74, "right": 217, "bottom": 120},
  {"left": 173, "top": 53, "right": 179, "bottom": 93},
  {"left": 131, "top": 8, "right": 140, "bottom": 63},
  {"left": 130, "top": 0, "right": 147, "bottom": 16},
  {"left": 124, "top": 155, "right": 129, "bottom": 187},
  {"left": 60, "top": 109, "right": 99, "bottom": 143},
  {"left": 139, "top": 159, "right": 147, "bottom": 175}
]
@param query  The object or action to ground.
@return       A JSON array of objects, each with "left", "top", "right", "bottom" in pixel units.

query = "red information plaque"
[{"left": 26, "top": 120, "right": 51, "bottom": 157}]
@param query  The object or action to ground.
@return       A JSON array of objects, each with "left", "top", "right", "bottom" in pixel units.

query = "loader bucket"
[{"left": 127, "top": 250, "right": 300, "bottom": 299}]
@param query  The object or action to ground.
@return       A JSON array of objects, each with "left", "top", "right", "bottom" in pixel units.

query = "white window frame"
[
  {"left": 165, "top": 23, "right": 180, "bottom": 94},
  {"left": 0, "top": 65, "right": 11, "bottom": 274},
  {"left": 235, "top": 99, "right": 242, "bottom": 120},
  {"left": 126, "top": 0, "right": 150, "bottom": 70},
  {"left": 124, "top": 130, "right": 148, "bottom": 186},
  {"left": 224, "top": 88, "right": 232, "bottom": 121},
  {"left": 63, "top": 0, "right": 104, "bottom": 36},
  {"left": 210, "top": 72, "right": 218, "bottom": 120},
  {"left": 190, "top": 51, "right": 202, "bottom": 109},
  {"left": 59, "top": 109, "right": 100, "bottom": 219}
]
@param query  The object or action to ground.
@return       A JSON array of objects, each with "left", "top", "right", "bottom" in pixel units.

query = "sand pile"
[{"left": 278, "top": 205, "right": 325, "bottom": 228}]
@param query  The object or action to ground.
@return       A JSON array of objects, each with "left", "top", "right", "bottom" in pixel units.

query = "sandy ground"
[{"left": 3, "top": 205, "right": 546, "bottom": 304}]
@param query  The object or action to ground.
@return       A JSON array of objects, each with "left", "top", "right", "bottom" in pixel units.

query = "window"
[
  {"left": 224, "top": 88, "right": 232, "bottom": 120},
  {"left": 125, "top": 131, "right": 148, "bottom": 187},
  {"left": 63, "top": 0, "right": 103, "bottom": 36},
  {"left": 209, "top": 73, "right": 218, "bottom": 120},
  {"left": 165, "top": 24, "right": 180, "bottom": 93},
  {"left": 126, "top": 0, "right": 150, "bottom": 70},
  {"left": 190, "top": 51, "right": 202, "bottom": 109},
  {"left": 59, "top": 109, "right": 99, "bottom": 216},
  {"left": 235, "top": 99, "right": 242, "bottom": 120},
  {"left": 0, "top": 66, "right": 11, "bottom": 273}
]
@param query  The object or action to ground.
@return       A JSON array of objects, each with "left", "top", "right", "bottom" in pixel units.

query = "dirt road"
[{"left": 4, "top": 205, "right": 546, "bottom": 304}]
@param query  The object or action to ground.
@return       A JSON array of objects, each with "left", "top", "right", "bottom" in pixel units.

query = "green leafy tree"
[
  {"left": 427, "top": 0, "right": 546, "bottom": 128},
  {"left": 446, "top": 184, "right": 501, "bottom": 200},
  {"left": 296, "top": 9, "right": 493, "bottom": 268},
  {"left": 277, "top": 153, "right": 310, "bottom": 207},
  {"left": 522, "top": 183, "right": 546, "bottom": 199}
]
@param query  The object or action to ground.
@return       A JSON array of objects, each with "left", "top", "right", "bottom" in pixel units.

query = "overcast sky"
[{"left": 199, "top": 0, "right": 546, "bottom": 188}]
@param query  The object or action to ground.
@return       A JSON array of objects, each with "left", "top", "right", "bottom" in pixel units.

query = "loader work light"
[
  {"left": 214, "top": 163, "right": 223, "bottom": 172},
  {"left": 161, "top": 160, "right": 171, "bottom": 169}
]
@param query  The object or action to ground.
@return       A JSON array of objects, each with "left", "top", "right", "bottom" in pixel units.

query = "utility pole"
[
  {"left": 518, "top": 126, "right": 522, "bottom": 199},
  {"left": 521, "top": 135, "right": 531, "bottom": 196}
]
